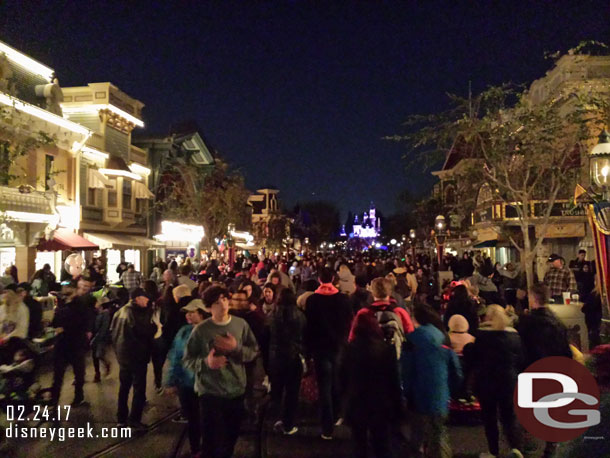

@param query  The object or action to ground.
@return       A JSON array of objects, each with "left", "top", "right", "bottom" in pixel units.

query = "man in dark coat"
[
  {"left": 305, "top": 267, "right": 353, "bottom": 439},
  {"left": 51, "top": 277, "right": 95, "bottom": 407},
  {"left": 349, "top": 275, "right": 373, "bottom": 313},
  {"left": 111, "top": 288, "right": 156, "bottom": 429},
  {"left": 516, "top": 283, "right": 572, "bottom": 458},
  {"left": 516, "top": 283, "right": 572, "bottom": 367}
]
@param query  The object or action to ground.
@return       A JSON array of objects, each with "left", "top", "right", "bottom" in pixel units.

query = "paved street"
[{"left": 0, "top": 350, "right": 553, "bottom": 458}]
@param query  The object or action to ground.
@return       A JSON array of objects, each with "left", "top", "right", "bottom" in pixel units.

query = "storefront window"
[
  {"left": 107, "top": 249, "right": 121, "bottom": 283},
  {"left": 35, "top": 251, "right": 56, "bottom": 275},
  {"left": 125, "top": 249, "right": 140, "bottom": 272},
  {"left": 0, "top": 247, "right": 16, "bottom": 275}
]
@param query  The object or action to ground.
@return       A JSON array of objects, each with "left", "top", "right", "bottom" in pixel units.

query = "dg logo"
[{"left": 514, "top": 356, "right": 601, "bottom": 442}]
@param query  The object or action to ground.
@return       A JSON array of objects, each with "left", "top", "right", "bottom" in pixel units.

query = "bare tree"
[{"left": 394, "top": 85, "right": 608, "bottom": 288}]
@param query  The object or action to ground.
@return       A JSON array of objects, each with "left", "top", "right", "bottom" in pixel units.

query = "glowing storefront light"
[
  {"left": 99, "top": 169, "right": 142, "bottom": 181},
  {"left": 0, "top": 92, "right": 91, "bottom": 135},
  {"left": 229, "top": 230, "right": 254, "bottom": 243},
  {"left": 155, "top": 221, "right": 205, "bottom": 243},
  {"left": 82, "top": 146, "right": 109, "bottom": 162},
  {"left": 129, "top": 162, "right": 151, "bottom": 176},
  {"left": 56, "top": 205, "right": 80, "bottom": 230},
  {"left": 0, "top": 41, "right": 54, "bottom": 82},
  {"left": 2, "top": 210, "right": 59, "bottom": 225},
  {"left": 62, "top": 104, "right": 144, "bottom": 127}
]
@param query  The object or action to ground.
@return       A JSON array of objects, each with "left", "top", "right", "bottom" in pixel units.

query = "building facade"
[
  {"left": 432, "top": 52, "right": 610, "bottom": 278},
  {"left": 134, "top": 126, "right": 213, "bottom": 259},
  {"left": 60, "top": 82, "right": 159, "bottom": 281},
  {"left": 0, "top": 40, "right": 93, "bottom": 281}
]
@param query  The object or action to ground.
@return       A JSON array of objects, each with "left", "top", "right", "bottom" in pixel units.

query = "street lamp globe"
[
  {"left": 409, "top": 229, "right": 416, "bottom": 239},
  {"left": 591, "top": 129, "right": 610, "bottom": 195},
  {"left": 435, "top": 215, "right": 446, "bottom": 231},
  {"left": 390, "top": 239, "right": 397, "bottom": 245}
]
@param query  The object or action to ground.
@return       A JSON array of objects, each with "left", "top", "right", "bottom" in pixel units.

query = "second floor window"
[
  {"left": 123, "top": 180, "right": 132, "bottom": 210},
  {"left": 45, "top": 154, "right": 54, "bottom": 190}
]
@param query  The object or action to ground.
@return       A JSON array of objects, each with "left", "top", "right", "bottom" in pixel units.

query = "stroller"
[{"left": 0, "top": 337, "right": 54, "bottom": 415}]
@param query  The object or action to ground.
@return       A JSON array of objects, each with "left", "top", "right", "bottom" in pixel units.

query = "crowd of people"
[{"left": 0, "top": 247, "right": 606, "bottom": 458}]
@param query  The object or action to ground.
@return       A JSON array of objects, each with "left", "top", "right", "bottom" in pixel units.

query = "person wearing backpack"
[
  {"left": 348, "top": 277, "right": 414, "bottom": 359},
  {"left": 341, "top": 312, "right": 402, "bottom": 458}
]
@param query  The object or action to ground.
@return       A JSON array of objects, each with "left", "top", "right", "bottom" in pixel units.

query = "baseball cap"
[
  {"left": 547, "top": 254, "right": 561, "bottom": 262},
  {"left": 181, "top": 298, "right": 206, "bottom": 312},
  {"left": 130, "top": 287, "right": 149, "bottom": 300}
]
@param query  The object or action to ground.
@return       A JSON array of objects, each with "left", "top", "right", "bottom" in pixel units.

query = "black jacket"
[
  {"left": 340, "top": 336, "right": 402, "bottom": 425},
  {"left": 349, "top": 287, "right": 373, "bottom": 313},
  {"left": 111, "top": 302, "right": 156, "bottom": 366},
  {"left": 465, "top": 326, "right": 524, "bottom": 398},
  {"left": 516, "top": 307, "right": 572, "bottom": 367},
  {"left": 269, "top": 303, "right": 306, "bottom": 364},
  {"left": 305, "top": 292, "right": 353, "bottom": 358},
  {"left": 581, "top": 293, "right": 603, "bottom": 328},
  {"left": 444, "top": 298, "right": 479, "bottom": 333},
  {"left": 52, "top": 295, "right": 95, "bottom": 353},
  {"left": 230, "top": 308, "right": 266, "bottom": 348},
  {"left": 24, "top": 295, "right": 42, "bottom": 339},
  {"left": 161, "top": 296, "right": 188, "bottom": 346}
]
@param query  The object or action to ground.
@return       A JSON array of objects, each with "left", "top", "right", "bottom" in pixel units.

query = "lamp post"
[
  {"left": 408, "top": 229, "right": 416, "bottom": 261},
  {"left": 227, "top": 223, "right": 236, "bottom": 269},
  {"left": 434, "top": 215, "right": 447, "bottom": 270},
  {"left": 590, "top": 129, "right": 610, "bottom": 201}
]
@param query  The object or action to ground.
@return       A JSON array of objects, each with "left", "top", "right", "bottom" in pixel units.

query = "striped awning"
[
  {"left": 134, "top": 181, "right": 154, "bottom": 199},
  {"left": 88, "top": 168, "right": 111, "bottom": 189}
]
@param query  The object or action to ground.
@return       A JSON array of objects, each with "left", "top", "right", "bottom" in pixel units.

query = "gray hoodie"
[{"left": 183, "top": 315, "right": 258, "bottom": 398}]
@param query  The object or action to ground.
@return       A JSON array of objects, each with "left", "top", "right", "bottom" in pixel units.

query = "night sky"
[{"left": 2, "top": 1, "right": 609, "bottom": 218}]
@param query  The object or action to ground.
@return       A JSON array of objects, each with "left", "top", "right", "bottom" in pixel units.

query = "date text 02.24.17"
[{"left": 6, "top": 405, "right": 71, "bottom": 422}]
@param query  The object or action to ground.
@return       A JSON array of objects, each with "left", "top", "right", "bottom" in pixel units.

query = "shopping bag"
[{"left": 300, "top": 368, "right": 318, "bottom": 403}]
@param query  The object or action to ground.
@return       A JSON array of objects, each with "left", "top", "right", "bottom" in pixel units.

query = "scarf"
[{"left": 315, "top": 283, "right": 339, "bottom": 295}]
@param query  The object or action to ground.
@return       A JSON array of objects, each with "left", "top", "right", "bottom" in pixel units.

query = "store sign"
[
  {"left": 533, "top": 202, "right": 586, "bottom": 218},
  {"left": 154, "top": 221, "right": 205, "bottom": 244},
  {"left": 535, "top": 223, "right": 585, "bottom": 239},
  {"left": 474, "top": 207, "right": 493, "bottom": 224}
]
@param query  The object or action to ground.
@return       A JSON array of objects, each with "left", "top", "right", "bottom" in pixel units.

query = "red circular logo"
[{"left": 513, "top": 356, "right": 600, "bottom": 442}]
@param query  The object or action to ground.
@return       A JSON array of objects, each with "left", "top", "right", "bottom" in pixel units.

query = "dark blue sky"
[{"left": 2, "top": 1, "right": 609, "bottom": 217}]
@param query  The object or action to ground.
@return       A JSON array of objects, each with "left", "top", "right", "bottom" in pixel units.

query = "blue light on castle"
[{"left": 348, "top": 202, "right": 381, "bottom": 241}]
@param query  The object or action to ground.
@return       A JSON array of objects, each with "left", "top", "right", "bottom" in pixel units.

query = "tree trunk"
[{"left": 522, "top": 223, "right": 535, "bottom": 291}]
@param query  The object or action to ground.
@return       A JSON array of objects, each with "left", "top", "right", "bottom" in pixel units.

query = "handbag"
[{"left": 299, "top": 364, "right": 318, "bottom": 403}]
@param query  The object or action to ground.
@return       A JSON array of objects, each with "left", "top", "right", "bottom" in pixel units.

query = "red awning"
[{"left": 37, "top": 229, "right": 99, "bottom": 251}]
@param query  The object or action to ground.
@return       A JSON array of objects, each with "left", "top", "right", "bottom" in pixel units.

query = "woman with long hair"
[
  {"left": 342, "top": 312, "right": 401, "bottom": 458},
  {"left": 144, "top": 280, "right": 165, "bottom": 393},
  {"left": 582, "top": 276, "right": 603, "bottom": 349},
  {"left": 444, "top": 284, "right": 479, "bottom": 333},
  {"left": 269, "top": 288, "right": 306, "bottom": 435},
  {"left": 261, "top": 282, "right": 278, "bottom": 316}
]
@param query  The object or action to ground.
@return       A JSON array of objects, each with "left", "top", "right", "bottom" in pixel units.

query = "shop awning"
[
  {"left": 37, "top": 229, "right": 99, "bottom": 251},
  {"left": 83, "top": 232, "right": 164, "bottom": 250},
  {"left": 134, "top": 181, "right": 155, "bottom": 199},
  {"left": 88, "top": 168, "right": 111, "bottom": 189},
  {"left": 473, "top": 240, "right": 497, "bottom": 249}
]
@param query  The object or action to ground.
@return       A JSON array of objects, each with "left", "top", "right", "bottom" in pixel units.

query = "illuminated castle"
[{"left": 351, "top": 203, "right": 381, "bottom": 240}]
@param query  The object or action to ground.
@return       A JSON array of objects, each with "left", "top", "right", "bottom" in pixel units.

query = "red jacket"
[{"left": 349, "top": 299, "right": 415, "bottom": 342}]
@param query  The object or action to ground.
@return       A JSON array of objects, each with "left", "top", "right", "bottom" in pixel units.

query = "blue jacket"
[
  {"left": 401, "top": 324, "right": 462, "bottom": 416},
  {"left": 165, "top": 324, "right": 195, "bottom": 389}
]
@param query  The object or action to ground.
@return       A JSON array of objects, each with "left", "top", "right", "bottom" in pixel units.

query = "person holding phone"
[{"left": 184, "top": 285, "right": 259, "bottom": 458}]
